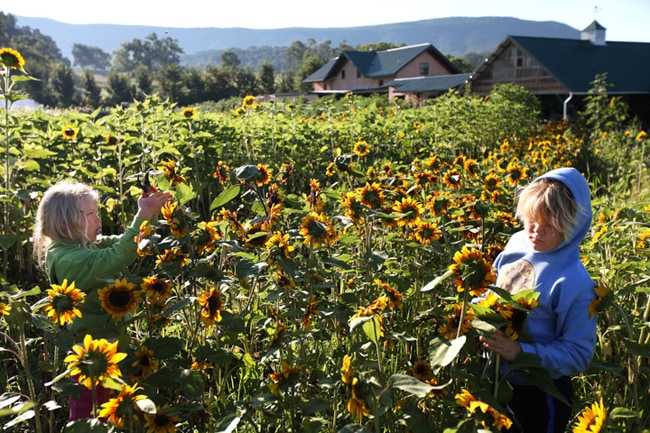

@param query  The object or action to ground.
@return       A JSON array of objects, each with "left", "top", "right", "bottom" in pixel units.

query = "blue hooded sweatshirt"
[{"left": 492, "top": 167, "right": 597, "bottom": 379}]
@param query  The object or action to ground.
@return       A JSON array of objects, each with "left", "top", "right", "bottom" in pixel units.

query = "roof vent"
[{"left": 581, "top": 20, "right": 606, "bottom": 45}]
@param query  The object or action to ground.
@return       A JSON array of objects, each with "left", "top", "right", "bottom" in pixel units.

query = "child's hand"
[
  {"left": 136, "top": 190, "right": 173, "bottom": 220},
  {"left": 480, "top": 330, "right": 522, "bottom": 361}
]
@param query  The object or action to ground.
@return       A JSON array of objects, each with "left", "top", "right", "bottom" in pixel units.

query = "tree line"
[{"left": 0, "top": 12, "right": 478, "bottom": 109}]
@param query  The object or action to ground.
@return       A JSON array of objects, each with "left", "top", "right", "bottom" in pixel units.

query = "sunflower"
[
  {"left": 484, "top": 172, "right": 501, "bottom": 191},
  {"left": 155, "top": 247, "right": 190, "bottom": 268},
  {"left": 448, "top": 246, "right": 496, "bottom": 296},
  {"left": 135, "top": 220, "right": 155, "bottom": 256},
  {"left": 353, "top": 139, "right": 371, "bottom": 157},
  {"left": 132, "top": 345, "right": 159, "bottom": 377},
  {"left": 98, "top": 383, "right": 147, "bottom": 428},
  {"left": 144, "top": 405, "right": 181, "bottom": 433},
  {"left": 341, "top": 354, "right": 354, "bottom": 384},
  {"left": 158, "top": 159, "right": 188, "bottom": 187},
  {"left": 442, "top": 169, "right": 462, "bottom": 190},
  {"left": 268, "top": 361, "right": 301, "bottom": 394},
  {"left": 572, "top": 398, "right": 606, "bottom": 433},
  {"left": 438, "top": 303, "right": 475, "bottom": 339},
  {"left": 0, "top": 302, "right": 11, "bottom": 317},
  {"left": 506, "top": 161, "right": 528, "bottom": 186},
  {"left": 499, "top": 295, "right": 538, "bottom": 340},
  {"left": 106, "top": 135, "right": 119, "bottom": 146},
  {"left": 278, "top": 162, "right": 294, "bottom": 184},
  {"left": 410, "top": 359, "right": 433, "bottom": 381},
  {"left": 359, "top": 182, "right": 384, "bottom": 209},
  {"left": 348, "top": 377, "right": 370, "bottom": 420},
  {"left": 98, "top": 278, "right": 142, "bottom": 319},
  {"left": 161, "top": 201, "right": 189, "bottom": 238},
  {"left": 341, "top": 192, "right": 365, "bottom": 223},
  {"left": 274, "top": 271, "right": 295, "bottom": 290},
  {"left": 243, "top": 95, "right": 256, "bottom": 107},
  {"left": 44, "top": 279, "right": 85, "bottom": 326},
  {"left": 141, "top": 276, "right": 173, "bottom": 303},
  {"left": 193, "top": 220, "right": 222, "bottom": 255},
  {"left": 213, "top": 160, "right": 231, "bottom": 184},
  {"left": 375, "top": 279, "right": 403, "bottom": 310},
  {"left": 62, "top": 125, "right": 77, "bottom": 140},
  {"left": 235, "top": 106, "right": 247, "bottom": 116},
  {"left": 256, "top": 163, "right": 273, "bottom": 186},
  {"left": 463, "top": 158, "right": 479, "bottom": 176},
  {"left": 196, "top": 285, "right": 224, "bottom": 327},
  {"left": 589, "top": 284, "right": 611, "bottom": 319},
  {"left": 64, "top": 334, "right": 127, "bottom": 389},
  {"left": 410, "top": 220, "right": 442, "bottom": 245},
  {"left": 0, "top": 48, "right": 25, "bottom": 69},
  {"left": 301, "top": 295, "right": 319, "bottom": 330},
  {"left": 392, "top": 196, "right": 423, "bottom": 227},
  {"left": 182, "top": 107, "right": 195, "bottom": 118},
  {"left": 266, "top": 231, "right": 295, "bottom": 258},
  {"left": 299, "top": 212, "right": 338, "bottom": 246},
  {"left": 307, "top": 179, "right": 325, "bottom": 211},
  {"left": 325, "top": 162, "right": 336, "bottom": 177}
]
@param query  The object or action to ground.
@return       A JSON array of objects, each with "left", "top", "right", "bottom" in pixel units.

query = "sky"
[{"left": 1, "top": 0, "right": 649, "bottom": 42}]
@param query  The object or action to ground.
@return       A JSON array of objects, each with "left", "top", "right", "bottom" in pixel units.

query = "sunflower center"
[
  {"left": 109, "top": 290, "right": 132, "bottom": 308},
  {"left": 155, "top": 414, "right": 170, "bottom": 426}
]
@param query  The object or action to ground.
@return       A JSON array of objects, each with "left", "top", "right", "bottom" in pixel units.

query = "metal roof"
[
  {"left": 472, "top": 35, "right": 650, "bottom": 94},
  {"left": 385, "top": 73, "right": 471, "bottom": 92},
  {"left": 304, "top": 43, "right": 459, "bottom": 83}
]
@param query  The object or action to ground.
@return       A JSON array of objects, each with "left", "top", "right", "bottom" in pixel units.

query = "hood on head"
[{"left": 534, "top": 167, "right": 592, "bottom": 249}]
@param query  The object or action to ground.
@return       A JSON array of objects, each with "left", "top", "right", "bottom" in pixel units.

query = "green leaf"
[
  {"left": 387, "top": 373, "right": 439, "bottom": 398},
  {"left": 210, "top": 184, "right": 241, "bottom": 211},
  {"left": 428, "top": 336, "right": 466, "bottom": 369},
  {"left": 301, "top": 398, "right": 331, "bottom": 415},
  {"left": 135, "top": 398, "right": 157, "bottom": 414},
  {"left": 175, "top": 182, "right": 196, "bottom": 206},
  {"left": 421, "top": 269, "right": 454, "bottom": 292},
  {"left": 349, "top": 315, "right": 373, "bottom": 332},
  {"left": 362, "top": 316, "right": 382, "bottom": 343},
  {"left": 235, "top": 164, "right": 260, "bottom": 180}
]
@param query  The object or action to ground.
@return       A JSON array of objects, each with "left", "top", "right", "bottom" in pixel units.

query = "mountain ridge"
[{"left": 15, "top": 15, "right": 582, "bottom": 63}]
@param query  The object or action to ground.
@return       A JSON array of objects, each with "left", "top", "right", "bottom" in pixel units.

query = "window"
[
  {"left": 420, "top": 63, "right": 430, "bottom": 75},
  {"left": 356, "top": 69, "right": 361, "bottom": 78},
  {"left": 341, "top": 69, "right": 346, "bottom": 79},
  {"left": 378, "top": 79, "right": 384, "bottom": 86}
]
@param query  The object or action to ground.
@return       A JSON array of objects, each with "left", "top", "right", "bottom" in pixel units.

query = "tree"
[
  {"left": 220, "top": 50, "right": 241, "bottom": 69},
  {"left": 448, "top": 55, "right": 476, "bottom": 73},
  {"left": 204, "top": 65, "right": 237, "bottom": 101},
  {"left": 258, "top": 61, "right": 275, "bottom": 94},
  {"left": 276, "top": 70, "right": 297, "bottom": 93},
  {"left": 296, "top": 55, "right": 324, "bottom": 91},
  {"left": 0, "top": 12, "right": 65, "bottom": 105},
  {"left": 234, "top": 66, "right": 259, "bottom": 97},
  {"left": 72, "top": 44, "right": 111, "bottom": 71},
  {"left": 112, "top": 33, "right": 183, "bottom": 73},
  {"left": 183, "top": 67, "right": 206, "bottom": 105},
  {"left": 156, "top": 64, "right": 185, "bottom": 102},
  {"left": 81, "top": 69, "right": 101, "bottom": 107},
  {"left": 103, "top": 70, "right": 134, "bottom": 106},
  {"left": 134, "top": 64, "right": 154, "bottom": 99},
  {"left": 50, "top": 62, "right": 77, "bottom": 107}
]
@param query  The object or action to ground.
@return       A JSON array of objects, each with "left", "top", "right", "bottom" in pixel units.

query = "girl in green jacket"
[{"left": 32, "top": 180, "right": 171, "bottom": 420}]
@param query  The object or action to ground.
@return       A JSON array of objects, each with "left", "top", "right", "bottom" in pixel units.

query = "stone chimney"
[{"left": 581, "top": 20, "right": 606, "bottom": 45}]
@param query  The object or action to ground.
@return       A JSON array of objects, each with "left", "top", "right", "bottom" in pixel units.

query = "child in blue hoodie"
[{"left": 480, "top": 167, "right": 597, "bottom": 433}]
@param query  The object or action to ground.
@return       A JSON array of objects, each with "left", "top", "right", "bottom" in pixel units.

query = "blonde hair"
[
  {"left": 32, "top": 181, "right": 99, "bottom": 269},
  {"left": 515, "top": 178, "right": 579, "bottom": 240}
]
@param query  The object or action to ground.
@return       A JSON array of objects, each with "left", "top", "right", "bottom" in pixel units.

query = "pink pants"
[{"left": 68, "top": 382, "right": 111, "bottom": 420}]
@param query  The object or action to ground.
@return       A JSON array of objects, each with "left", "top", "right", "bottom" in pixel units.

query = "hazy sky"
[{"left": 2, "top": 0, "right": 649, "bottom": 42}]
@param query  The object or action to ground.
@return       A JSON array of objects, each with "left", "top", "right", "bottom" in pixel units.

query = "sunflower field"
[{"left": 0, "top": 50, "right": 648, "bottom": 433}]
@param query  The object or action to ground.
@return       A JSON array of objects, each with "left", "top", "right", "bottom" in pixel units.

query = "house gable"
[
  {"left": 470, "top": 34, "right": 650, "bottom": 96},
  {"left": 304, "top": 43, "right": 459, "bottom": 93}
]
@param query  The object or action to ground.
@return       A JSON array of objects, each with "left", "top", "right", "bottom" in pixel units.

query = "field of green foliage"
[{"left": 1, "top": 50, "right": 649, "bottom": 433}]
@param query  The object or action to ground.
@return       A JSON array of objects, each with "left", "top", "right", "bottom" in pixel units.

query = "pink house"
[{"left": 303, "top": 43, "right": 460, "bottom": 96}]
